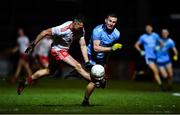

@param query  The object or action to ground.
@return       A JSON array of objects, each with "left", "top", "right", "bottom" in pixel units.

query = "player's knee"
[{"left": 74, "top": 63, "right": 82, "bottom": 71}]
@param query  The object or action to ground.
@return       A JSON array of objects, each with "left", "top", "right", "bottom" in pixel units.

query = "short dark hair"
[
  {"left": 106, "top": 13, "right": 117, "bottom": 19},
  {"left": 74, "top": 15, "right": 84, "bottom": 23}
]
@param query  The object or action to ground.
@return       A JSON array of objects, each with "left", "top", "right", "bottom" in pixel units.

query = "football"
[{"left": 91, "top": 64, "right": 105, "bottom": 80}]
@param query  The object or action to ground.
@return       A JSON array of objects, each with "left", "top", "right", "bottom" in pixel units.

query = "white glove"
[
  {"left": 140, "top": 51, "right": 145, "bottom": 56},
  {"left": 155, "top": 46, "right": 160, "bottom": 51}
]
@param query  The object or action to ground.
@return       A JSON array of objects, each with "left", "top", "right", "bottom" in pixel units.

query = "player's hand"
[
  {"left": 155, "top": 46, "right": 160, "bottom": 51},
  {"left": 25, "top": 47, "right": 32, "bottom": 54},
  {"left": 84, "top": 61, "right": 93, "bottom": 71},
  {"left": 173, "top": 55, "right": 178, "bottom": 61},
  {"left": 140, "top": 51, "right": 145, "bottom": 56},
  {"left": 25, "top": 42, "right": 35, "bottom": 54},
  {"left": 111, "top": 43, "right": 122, "bottom": 51}
]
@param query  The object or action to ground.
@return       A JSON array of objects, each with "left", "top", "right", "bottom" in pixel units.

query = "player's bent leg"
[
  {"left": 74, "top": 63, "right": 91, "bottom": 81},
  {"left": 159, "top": 67, "right": 169, "bottom": 91},
  {"left": 27, "top": 68, "right": 50, "bottom": 84},
  {"left": 166, "top": 63, "right": 173, "bottom": 78},
  {"left": 11, "top": 60, "right": 23, "bottom": 84},
  {"left": 148, "top": 62, "right": 165, "bottom": 91},
  {"left": 62, "top": 55, "right": 91, "bottom": 81},
  {"left": 82, "top": 82, "right": 96, "bottom": 106},
  {"left": 166, "top": 63, "right": 173, "bottom": 90},
  {"left": 23, "top": 61, "right": 32, "bottom": 77},
  {"left": 159, "top": 67, "right": 168, "bottom": 79},
  {"left": 16, "top": 68, "right": 50, "bottom": 95},
  {"left": 148, "top": 63, "right": 162, "bottom": 85}
]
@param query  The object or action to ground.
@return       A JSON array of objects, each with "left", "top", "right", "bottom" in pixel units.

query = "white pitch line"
[{"left": 172, "top": 92, "right": 180, "bottom": 96}]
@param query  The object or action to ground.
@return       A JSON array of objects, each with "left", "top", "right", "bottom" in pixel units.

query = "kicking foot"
[{"left": 100, "top": 79, "right": 106, "bottom": 89}]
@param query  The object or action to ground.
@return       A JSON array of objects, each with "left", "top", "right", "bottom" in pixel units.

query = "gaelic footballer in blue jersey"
[
  {"left": 134, "top": 25, "right": 163, "bottom": 90},
  {"left": 156, "top": 29, "right": 178, "bottom": 90},
  {"left": 87, "top": 22, "right": 120, "bottom": 65},
  {"left": 82, "top": 13, "right": 122, "bottom": 106},
  {"left": 86, "top": 13, "right": 122, "bottom": 67}
]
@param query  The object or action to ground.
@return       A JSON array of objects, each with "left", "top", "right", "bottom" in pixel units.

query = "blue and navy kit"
[{"left": 87, "top": 24, "right": 120, "bottom": 65}]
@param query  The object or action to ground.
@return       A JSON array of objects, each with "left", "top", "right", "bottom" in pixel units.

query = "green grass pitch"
[{"left": 0, "top": 77, "right": 180, "bottom": 114}]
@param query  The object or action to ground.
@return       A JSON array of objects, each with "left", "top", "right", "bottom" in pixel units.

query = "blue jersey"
[
  {"left": 137, "top": 32, "right": 160, "bottom": 59},
  {"left": 156, "top": 38, "right": 175, "bottom": 63},
  {"left": 87, "top": 24, "right": 120, "bottom": 64}
]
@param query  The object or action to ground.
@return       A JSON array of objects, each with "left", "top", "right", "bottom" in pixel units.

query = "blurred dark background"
[{"left": 0, "top": 0, "right": 180, "bottom": 80}]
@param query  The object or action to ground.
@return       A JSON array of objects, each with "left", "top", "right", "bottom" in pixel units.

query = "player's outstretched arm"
[
  {"left": 25, "top": 28, "right": 52, "bottom": 54},
  {"left": 93, "top": 40, "right": 122, "bottom": 52},
  {"left": 93, "top": 40, "right": 111, "bottom": 52},
  {"left": 34, "top": 28, "right": 52, "bottom": 45}
]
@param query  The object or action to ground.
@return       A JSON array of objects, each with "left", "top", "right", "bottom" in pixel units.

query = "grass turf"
[{"left": 0, "top": 77, "right": 180, "bottom": 114}]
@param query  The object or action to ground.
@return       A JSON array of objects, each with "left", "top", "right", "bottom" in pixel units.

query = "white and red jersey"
[
  {"left": 34, "top": 37, "right": 53, "bottom": 57},
  {"left": 51, "top": 21, "right": 84, "bottom": 51},
  {"left": 17, "top": 36, "right": 30, "bottom": 55}
]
